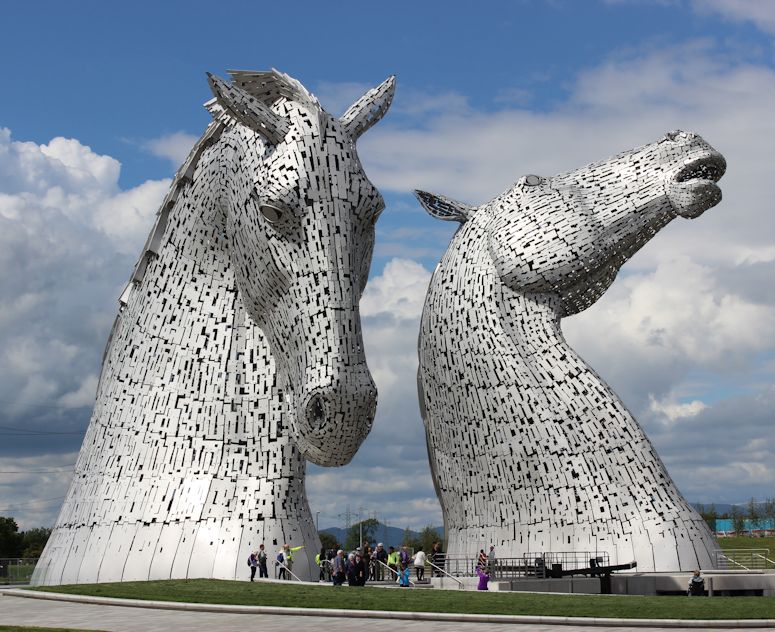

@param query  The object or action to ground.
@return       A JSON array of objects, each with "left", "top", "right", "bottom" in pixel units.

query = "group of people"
[
  {"left": 475, "top": 545, "right": 496, "bottom": 591},
  {"left": 322, "top": 541, "right": 446, "bottom": 587},
  {"left": 246, "top": 540, "right": 449, "bottom": 587},
  {"left": 247, "top": 543, "right": 304, "bottom": 581}
]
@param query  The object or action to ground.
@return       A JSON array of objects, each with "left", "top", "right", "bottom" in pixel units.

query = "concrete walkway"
[{"left": 1, "top": 590, "right": 773, "bottom": 631}]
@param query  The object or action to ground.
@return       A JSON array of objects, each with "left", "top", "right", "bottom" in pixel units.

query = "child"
[{"left": 398, "top": 561, "right": 411, "bottom": 587}]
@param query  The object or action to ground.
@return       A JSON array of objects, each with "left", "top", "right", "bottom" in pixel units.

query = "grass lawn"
[
  {"left": 32, "top": 579, "right": 775, "bottom": 620},
  {"left": 717, "top": 535, "right": 775, "bottom": 551}
]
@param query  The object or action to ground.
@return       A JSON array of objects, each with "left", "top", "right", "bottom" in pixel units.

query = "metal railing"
[
  {"left": 441, "top": 552, "right": 610, "bottom": 580},
  {"left": 275, "top": 561, "right": 302, "bottom": 582},
  {"left": 715, "top": 549, "right": 772, "bottom": 570},
  {"left": 374, "top": 559, "right": 415, "bottom": 587},
  {"left": 0, "top": 558, "right": 39, "bottom": 585},
  {"left": 427, "top": 560, "right": 464, "bottom": 588}
]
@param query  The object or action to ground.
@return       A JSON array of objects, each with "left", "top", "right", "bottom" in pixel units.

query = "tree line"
[
  {"left": 318, "top": 518, "right": 442, "bottom": 553},
  {"left": 0, "top": 516, "right": 51, "bottom": 558},
  {"left": 696, "top": 497, "right": 775, "bottom": 533}
]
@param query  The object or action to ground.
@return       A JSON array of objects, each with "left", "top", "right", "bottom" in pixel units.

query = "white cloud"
[
  {"left": 695, "top": 0, "right": 775, "bottom": 35},
  {"left": 142, "top": 131, "right": 199, "bottom": 168},
  {"left": 0, "top": 129, "right": 168, "bottom": 516},
  {"left": 361, "top": 40, "right": 775, "bottom": 270},
  {"left": 308, "top": 258, "right": 442, "bottom": 530},
  {"left": 361, "top": 258, "right": 430, "bottom": 321},
  {"left": 649, "top": 394, "right": 708, "bottom": 422},
  {"left": 3, "top": 31, "right": 775, "bottom": 534}
]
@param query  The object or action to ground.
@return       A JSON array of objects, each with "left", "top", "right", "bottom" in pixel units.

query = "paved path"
[{"left": 1, "top": 593, "right": 769, "bottom": 632}]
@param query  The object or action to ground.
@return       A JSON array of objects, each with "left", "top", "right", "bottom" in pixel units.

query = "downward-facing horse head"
[
  {"left": 416, "top": 131, "right": 725, "bottom": 571},
  {"left": 208, "top": 71, "right": 393, "bottom": 464},
  {"left": 33, "top": 69, "right": 394, "bottom": 585}
]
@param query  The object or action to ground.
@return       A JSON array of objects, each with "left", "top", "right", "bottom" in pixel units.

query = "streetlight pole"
[{"left": 316, "top": 511, "right": 320, "bottom": 533}]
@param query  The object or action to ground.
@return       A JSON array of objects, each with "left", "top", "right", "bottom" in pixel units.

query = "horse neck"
[
  {"left": 425, "top": 220, "right": 633, "bottom": 428},
  {"left": 90, "top": 133, "right": 303, "bottom": 481}
]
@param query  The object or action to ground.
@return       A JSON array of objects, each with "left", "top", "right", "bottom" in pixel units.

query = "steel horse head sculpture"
[
  {"left": 33, "top": 69, "right": 394, "bottom": 585},
  {"left": 416, "top": 131, "right": 726, "bottom": 571}
]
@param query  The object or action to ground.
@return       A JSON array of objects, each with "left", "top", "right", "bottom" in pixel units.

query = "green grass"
[
  {"left": 717, "top": 535, "right": 775, "bottom": 551},
  {"left": 31, "top": 579, "right": 775, "bottom": 620}
]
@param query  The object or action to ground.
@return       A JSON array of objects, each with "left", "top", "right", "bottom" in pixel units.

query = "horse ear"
[
  {"left": 414, "top": 190, "right": 477, "bottom": 223},
  {"left": 340, "top": 76, "right": 396, "bottom": 139},
  {"left": 206, "top": 73, "right": 289, "bottom": 146}
]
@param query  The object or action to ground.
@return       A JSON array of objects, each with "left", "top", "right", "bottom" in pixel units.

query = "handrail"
[
  {"left": 717, "top": 554, "right": 750, "bottom": 571},
  {"left": 427, "top": 560, "right": 464, "bottom": 589},
  {"left": 753, "top": 553, "right": 775, "bottom": 565},
  {"left": 276, "top": 561, "right": 302, "bottom": 582},
  {"left": 374, "top": 559, "right": 415, "bottom": 587}
]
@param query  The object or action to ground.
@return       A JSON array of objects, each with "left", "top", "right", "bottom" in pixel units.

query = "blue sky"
[{"left": 1, "top": 0, "right": 774, "bottom": 530}]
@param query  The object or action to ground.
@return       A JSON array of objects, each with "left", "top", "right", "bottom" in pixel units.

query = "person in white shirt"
[{"left": 413, "top": 549, "right": 427, "bottom": 581}]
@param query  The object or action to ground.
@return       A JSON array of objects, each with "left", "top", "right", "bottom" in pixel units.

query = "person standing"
[
  {"left": 413, "top": 549, "right": 427, "bottom": 582},
  {"left": 276, "top": 546, "right": 287, "bottom": 580},
  {"left": 280, "top": 543, "right": 304, "bottom": 579},
  {"left": 431, "top": 541, "right": 444, "bottom": 576},
  {"left": 257, "top": 544, "right": 268, "bottom": 579},
  {"left": 316, "top": 547, "right": 327, "bottom": 582},
  {"left": 387, "top": 546, "right": 398, "bottom": 575},
  {"left": 476, "top": 565, "right": 490, "bottom": 591},
  {"left": 487, "top": 545, "right": 496, "bottom": 575},
  {"left": 248, "top": 551, "right": 258, "bottom": 582},
  {"left": 375, "top": 543, "right": 388, "bottom": 580},
  {"left": 346, "top": 553, "right": 357, "bottom": 586},
  {"left": 354, "top": 551, "right": 367, "bottom": 586},
  {"left": 331, "top": 549, "right": 346, "bottom": 586}
]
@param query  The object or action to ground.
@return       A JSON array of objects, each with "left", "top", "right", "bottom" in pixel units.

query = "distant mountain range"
[{"left": 320, "top": 524, "right": 443, "bottom": 548}]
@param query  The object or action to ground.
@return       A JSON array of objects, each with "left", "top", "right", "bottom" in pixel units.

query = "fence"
[
  {"left": 440, "top": 551, "right": 610, "bottom": 579},
  {"left": 0, "top": 558, "right": 38, "bottom": 585},
  {"left": 715, "top": 549, "right": 774, "bottom": 570}
]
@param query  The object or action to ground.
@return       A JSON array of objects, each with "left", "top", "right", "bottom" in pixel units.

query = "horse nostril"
[{"left": 308, "top": 395, "right": 326, "bottom": 429}]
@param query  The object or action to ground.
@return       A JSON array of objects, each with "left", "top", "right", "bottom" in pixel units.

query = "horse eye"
[{"left": 259, "top": 204, "right": 283, "bottom": 224}]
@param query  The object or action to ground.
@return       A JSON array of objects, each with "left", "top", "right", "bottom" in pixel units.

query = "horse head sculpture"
[
  {"left": 208, "top": 71, "right": 394, "bottom": 465},
  {"left": 33, "top": 70, "right": 394, "bottom": 586},
  {"left": 415, "top": 131, "right": 726, "bottom": 571},
  {"left": 418, "top": 130, "right": 725, "bottom": 316}
]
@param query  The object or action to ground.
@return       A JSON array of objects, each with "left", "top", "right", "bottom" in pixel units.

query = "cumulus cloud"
[
  {"left": 361, "top": 39, "right": 775, "bottom": 270},
  {"left": 3, "top": 32, "right": 774, "bottom": 533},
  {"left": 0, "top": 129, "right": 168, "bottom": 526},
  {"left": 308, "top": 258, "right": 441, "bottom": 530},
  {"left": 141, "top": 131, "right": 199, "bottom": 169}
]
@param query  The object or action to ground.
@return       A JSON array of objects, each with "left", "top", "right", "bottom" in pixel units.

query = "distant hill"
[{"left": 320, "top": 524, "right": 443, "bottom": 549}]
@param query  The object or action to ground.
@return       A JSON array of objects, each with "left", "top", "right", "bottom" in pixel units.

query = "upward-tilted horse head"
[
  {"left": 414, "top": 131, "right": 727, "bottom": 570},
  {"left": 417, "top": 130, "right": 725, "bottom": 316},
  {"left": 208, "top": 70, "right": 394, "bottom": 465}
]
